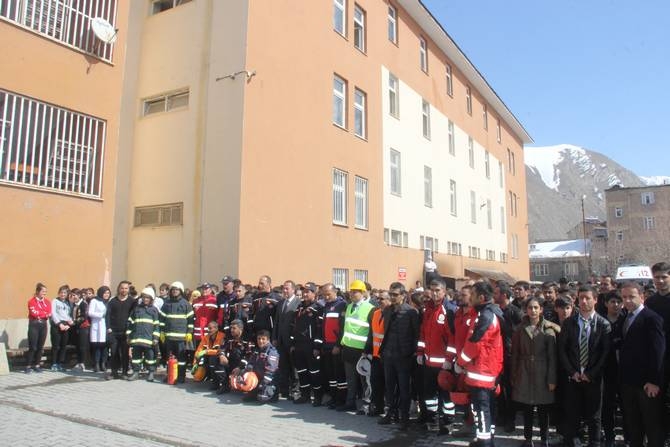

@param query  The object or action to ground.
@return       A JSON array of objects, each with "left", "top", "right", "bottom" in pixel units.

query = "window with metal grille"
[
  {"left": 152, "top": 0, "right": 192, "bottom": 15},
  {"left": 333, "top": 168, "right": 347, "bottom": 225},
  {"left": 332, "top": 268, "right": 348, "bottom": 291},
  {"left": 354, "top": 269, "right": 368, "bottom": 282},
  {"left": 134, "top": 202, "right": 183, "bottom": 227},
  {"left": 354, "top": 176, "right": 367, "bottom": 229},
  {"left": 0, "top": 0, "right": 118, "bottom": 62},
  {"left": 0, "top": 88, "right": 106, "bottom": 197}
]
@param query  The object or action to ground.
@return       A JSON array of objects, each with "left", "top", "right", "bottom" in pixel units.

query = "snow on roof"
[{"left": 529, "top": 239, "right": 591, "bottom": 259}]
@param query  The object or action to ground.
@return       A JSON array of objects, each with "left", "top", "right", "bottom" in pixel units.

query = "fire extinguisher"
[{"left": 167, "top": 354, "right": 178, "bottom": 385}]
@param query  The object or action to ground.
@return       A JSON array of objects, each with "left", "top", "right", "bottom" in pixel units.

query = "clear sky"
[{"left": 421, "top": 0, "right": 670, "bottom": 177}]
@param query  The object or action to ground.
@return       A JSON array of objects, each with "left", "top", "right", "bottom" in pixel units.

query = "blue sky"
[{"left": 421, "top": 0, "right": 669, "bottom": 177}]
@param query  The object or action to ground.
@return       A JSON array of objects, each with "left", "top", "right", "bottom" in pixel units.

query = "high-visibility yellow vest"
[
  {"left": 371, "top": 308, "right": 385, "bottom": 358},
  {"left": 341, "top": 301, "right": 374, "bottom": 350}
]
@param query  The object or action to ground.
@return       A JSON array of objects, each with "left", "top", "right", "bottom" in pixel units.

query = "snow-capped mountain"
[
  {"left": 525, "top": 144, "right": 646, "bottom": 242},
  {"left": 641, "top": 175, "right": 670, "bottom": 186}
]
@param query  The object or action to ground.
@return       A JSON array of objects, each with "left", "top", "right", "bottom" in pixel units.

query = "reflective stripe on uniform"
[
  {"left": 325, "top": 312, "right": 340, "bottom": 318},
  {"left": 460, "top": 352, "right": 472, "bottom": 362},
  {"left": 417, "top": 341, "right": 426, "bottom": 348},
  {"left": 467, "top": 371, "right": 496, "bottom": 382},
  {"left": 428, "top": 357, "right": 446, "bottom": 363},
  {"left": 446, "top": 346, "right": 457, "bottom": 354},
  {"left": 343, "top": 332, "right": 367, "bottom": 342},
  {"left": 345, "top": 317, "right": 369, "bottom": 328}
]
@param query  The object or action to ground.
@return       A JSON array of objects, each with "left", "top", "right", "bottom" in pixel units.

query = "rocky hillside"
[{"left": 525, "top": 145, "right": 645, "bottom": 242}]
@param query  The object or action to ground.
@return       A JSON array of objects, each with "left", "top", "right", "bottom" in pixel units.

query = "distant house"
[{"left": 529, "top": 239, "right": 591, "bottom": 283}]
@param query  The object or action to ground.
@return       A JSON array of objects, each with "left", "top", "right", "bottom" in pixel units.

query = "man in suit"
[
  {"left": 558, "top": 285, "right": 611, "bottom": 447},
  {"left": 272, "top": 280, "right": 300, "bottom": 398},
  {"left": 619, "top": 281, "right": 665, "bottom": 447}
]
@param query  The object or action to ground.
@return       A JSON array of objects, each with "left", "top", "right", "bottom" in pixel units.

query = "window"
[
  {"left": 511, "top": 234, "right": 519, "bottom": 259},
  {"left": 448, "top": 242, "right": 463, "bottom": 256},
  {"left": 641, "top": 191, "right": 655, "bottom": 205},
  {"left": 390, "top": 229, "right": 403, "bottom": 247},
  {"left": 446, "top": 64, "right": 453, "bottom": 97},
  {"left": 403, "top": 231, "right": 408, "bottom": 248},
  {"left": 390, "top": 149, "right": 401, "bottom": 196},
  {"left": 424, "top": 166, "right": 432, "bottom": 208},
  {"left": 500, "top": 252, "right": 508, "bottom": 263},
  {"left": 513, "top": 193, "right": 518, "bottom": 217},
  {"left": 466, "top": 86, "right": 472, "bottom": 115},
  {"left": 450, "top": 180, "right": 457, "bottom": 216},
  {"left": 448, "top": 120, "right": 455, "bottom": 155},
  {"left": 354, "top": 269, "right": 368, "bottom": 282},
  {"left": 353, "top": 88, "right": 366, "bottom": 138},
  {"left": 384, "top": 228, "right": 389, "bottom": 244},
  {"left": 486, "top": 199, "right": 492, "bottom": 229},
  {"left": 643, "top": 216, "right": 655, "bottom": 230},
  {"left": 468, "top": 137, "right": 474, "bottom": 168},
  {"left": 333, "top": 0, "right": 345, "bottom": 36},
  {"left": 1, "top": 0, "right": 119, "bottom": 62},
  {"left": 143, "top": 90, "right": 189, "bottom": 116},
  {"left": 387, "top": 5, "right": 397, "bottom": 43},
  {"left": 496, "top": 119, "right": 502, "bottom": 143},
  {"left": 614, "top": 207, "right": 623, "bottom": 218},
  {"left": 511, "top": 151, "right": 516, "bottom": 176},
  {"left": 564, "top": 262, "right": 579, "bottom": 277},
  {"left": 419, "top": 37, "right": 428, "bottom": 72},
  {"left": 483, "top": 104, "right": 488, "bottom": 130},
  {"left": 470, "top": 190, "right": 477, "bottom": 224},
  {"left": 353, "top": 4, "right": 366, "bottom": 52},
  {"left": 498, "top": 161, "right": 504, "bottom": 188},
  {"left": 421, "top": 236, "right": 438, "bottom": 252},
  {"left": 354, "top": 176, "right": 368, "bottom": 229},
  {"left": 507, "top": 148, "right": 512, "bottom": 173},
  {"left": 500, "top": 206, "right": 506, "bottom": 233},
  {"left": 332, "top": 168, "right": 347, "bottom": 225},
  {"left": 486, "top": 250, "right": 496, "bottom": 261},
  {"left": 422, "top": 100, "right": 431, "bottom": 139},
  {"left": 0, "top": 88, "right": 106, "bottom": 198},
  {"left": 332, "top": 268, "right": 348, "bottom": 291},
  {"left": 134, "top": 203, "right": 183, "bottom": 227},
  {"left": 509, "top": 191, "right": 514, "bottom": 216},
  {"left": 534, "top": 264, "right": 549, "bottom": 277},
  {"left": 152, "top": 0, "right": 191, "bottom": 14},
  {"left": 616, "top": 230, "right": 624, "bottom": 241},
  {"left": 468, "top": 246, "right": 481, "bottom": 259},
  {"left": 485, "top": 151, "right": 490, "bottom": 178},
  {"left": 333, "top": 75, "right": 346, "bottom": 128},
  {"left": 388, "top": 73, "right": 399, "bottom": 118}
]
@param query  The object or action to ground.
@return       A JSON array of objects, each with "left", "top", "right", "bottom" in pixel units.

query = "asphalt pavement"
[{"left": 0, "top": 368, "right": 530, "bottom": 447}]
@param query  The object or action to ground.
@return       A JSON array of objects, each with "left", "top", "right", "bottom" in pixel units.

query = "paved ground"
[{"left": 0, "top": 368, "right": 530, "bottom": 447}]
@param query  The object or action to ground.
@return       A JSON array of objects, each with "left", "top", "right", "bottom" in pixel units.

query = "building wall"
[
  {"left": 606, "top": 185, "right": 670, "bottom": 268},
  {"left": 530, "top": 257, "right": 589, "bottom": 283},
  {"left": 0, "top": 3, "right": 128, "bottom": 326}
]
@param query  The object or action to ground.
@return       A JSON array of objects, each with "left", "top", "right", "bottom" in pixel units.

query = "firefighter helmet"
[
  {"left": 349, "top": 280, "right": 367, "bottom": 292},
  {"left": 229, "top": 371, "right": 259, "bottom": 392},
  {"left": 356, "top": 356, "right": 372, "bottom": 377},
  {"left": 192, "top": 365, "right": 207, "bottom": 382},
  {"left": 170, "top": 281, "right": 185, "bottom": 294}
]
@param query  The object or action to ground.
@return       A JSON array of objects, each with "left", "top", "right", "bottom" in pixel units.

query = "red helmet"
[
  {"left": 229, "top": 371, "right": 259, "bottom": 392},
  {"left": 437, "top": 369, "right": 456, "bottom": 391}
]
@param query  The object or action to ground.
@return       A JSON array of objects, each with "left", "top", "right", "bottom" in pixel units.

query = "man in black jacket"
[
  {"left": 558, "top": 285, "right": 611, "bottom": 447},
  {"left": 378, "top": 282, "right": 420, "bottom": 431},
  {"left": 273, "top": 280, "right": 300, "bottom": 398},
  {"left": 106, "top": 280, "right": 136, "bottom": 379},
  {"left": 619, "top": 282, "right": 665, "bottom": 447}
]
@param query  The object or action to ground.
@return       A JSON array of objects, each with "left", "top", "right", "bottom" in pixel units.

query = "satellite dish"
[{"left": 91, "top": 17, "right": 117, "bottom": 44}]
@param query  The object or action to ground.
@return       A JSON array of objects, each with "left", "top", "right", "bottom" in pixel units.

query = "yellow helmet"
[{"left": 349, "top": 280, "right": 367, "bottom": 292}]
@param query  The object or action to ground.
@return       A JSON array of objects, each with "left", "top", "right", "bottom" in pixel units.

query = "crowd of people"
[{"left": 23, "top": 263, "right": 670, "bottom": 447}]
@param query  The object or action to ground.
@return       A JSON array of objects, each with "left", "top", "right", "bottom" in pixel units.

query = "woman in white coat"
[{"left": 88, "top": 286, "right": 110, "bottom": 372}]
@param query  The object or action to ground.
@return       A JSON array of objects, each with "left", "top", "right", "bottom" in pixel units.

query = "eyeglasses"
[{"left": 389, "top": 292, "right": 402, "bottom": 297}]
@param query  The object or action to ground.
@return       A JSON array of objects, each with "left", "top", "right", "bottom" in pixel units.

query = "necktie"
[
  {"left": 623, "top": 313, "right": 634, "bottom": 337},
  {"left": 579, "top": 318, "right": 589, "bottom": 370}
]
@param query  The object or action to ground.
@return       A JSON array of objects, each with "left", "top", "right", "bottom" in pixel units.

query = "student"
[
  {"left": 88, "top": 286, "right": 109, "bottom": 373},
  {"left": 26, "top": 283, "right": 52, "bottom": 373},
  {"left": 50, "top": 285, "right": 73, "bottom": 371}
]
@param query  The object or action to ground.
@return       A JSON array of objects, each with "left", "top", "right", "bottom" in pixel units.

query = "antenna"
[{"left": 91, "top": 17, "right": 118, "bottom": 44}]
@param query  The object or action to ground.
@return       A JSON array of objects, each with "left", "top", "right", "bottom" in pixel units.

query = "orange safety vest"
[{"left": 371, "top": 308, "right": 385, "bottom": 358}]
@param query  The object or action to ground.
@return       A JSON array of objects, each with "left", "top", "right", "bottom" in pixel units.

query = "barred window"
[
  {"left": 0, "top": 88, "right": 106, "bottom": 198},
  {"left": 332, "top": 268, "right": 348, "bottom": 291},
  {"left": 0, "top": 0, "right": 118, "bottom": 62},
  {"left": 134, "top": 203, "right": 183, "bottom": 227},
  {"left": 333, "top": 168, "right": 347, "bottom": 225}
]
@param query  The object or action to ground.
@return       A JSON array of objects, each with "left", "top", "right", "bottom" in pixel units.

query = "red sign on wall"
[{"left": 398, "top": 267, "right": 407, "bottom": 281}]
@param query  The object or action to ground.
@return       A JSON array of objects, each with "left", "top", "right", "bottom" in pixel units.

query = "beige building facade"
[{"left": 1, "top": 0, "right": 531, "bottom": 348}]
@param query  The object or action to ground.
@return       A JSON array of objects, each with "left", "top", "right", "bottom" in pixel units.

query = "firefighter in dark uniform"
[
  {"left": 126, "top": 287, "right": 160, "bottom": 382},
  {"left": 159, "top": 281, "right": 194, "bottom": 383},
  {"left": 291, "top": 282, "right": 324, "bottom": 405},
  {"left": 242, "top": 329, "right": 279, "bottom": 403},
  {"left": 216, "top": 319, "right": 254, "bottom": 394},
  {"left": 250, "top": 275, "right": 281, "bottom": 336},
  {"left": 320, "top": 283, "right": 348, "bottom": 409}
]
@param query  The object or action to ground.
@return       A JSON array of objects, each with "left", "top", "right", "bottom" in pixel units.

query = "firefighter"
[
  {"left": 126, "top": 287, "right": 160, "bottom": 382},
  {"left": 417, "top": 278, "right": 456, "bottom": 434},
  {"left": 456, "top": 281, "right": 504, "bottom": 447},
  {"left": 291, "top": 282, "right": 324, "bottom": 405},
  {"left": 240, "top": 329, "right": 279, "bottom": 403},
  {"left": 192, "top": 283, "right": 218, "bottom": 344},
  {"left": 193, "top": 320, "right": 225, "bottom": 389},
  {"left": 159, "top": 281, "right": 194, "bottom": 384},
  {"left": 321, "top": 283, "right": 348, "bottom": 409},
  {"left": 217, "top": 319, "right": 254, "bottom": 394}
]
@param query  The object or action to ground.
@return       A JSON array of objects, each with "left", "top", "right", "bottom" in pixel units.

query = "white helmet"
[
  {"left": 356, "top": 356, "right": 372, "bottom": 377},
  {"left": 140, "top": 287, "right": 155, "bottom": 300},
  {"left": 170, "top": 281, "right": 184, "bottom": 294}
]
